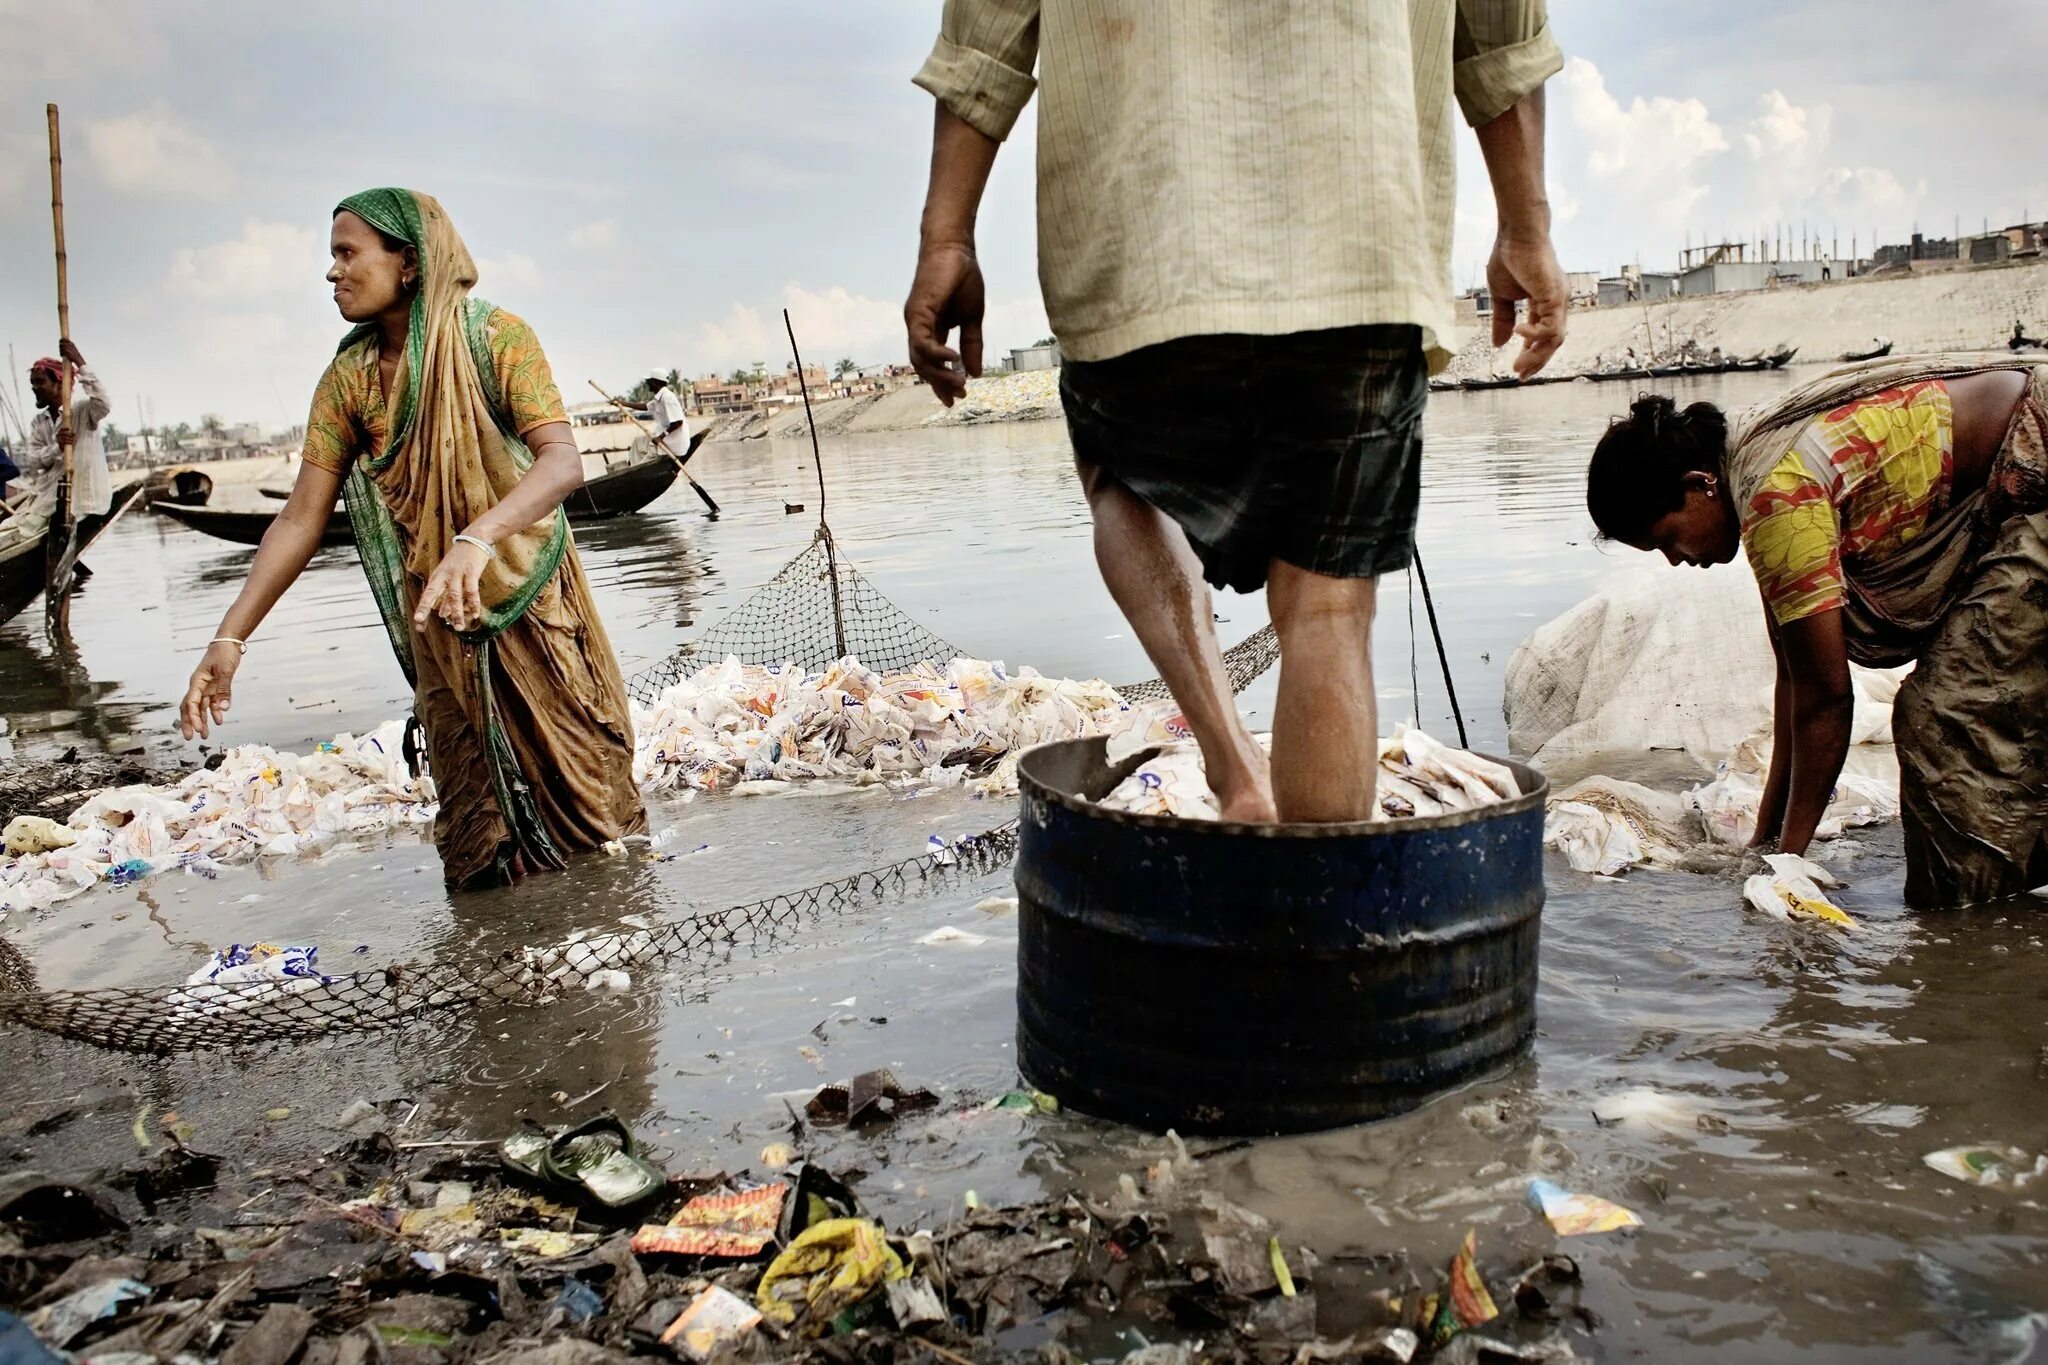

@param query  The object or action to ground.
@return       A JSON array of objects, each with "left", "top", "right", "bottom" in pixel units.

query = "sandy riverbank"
[
  {"left": 702, "top": 259, "right": 2048, "bottom": 438},
  {"left": 1440, "top": 256, "right": 2048, "bottom": 382},
  {"left": 704, "top": 369, "right": 1060, "bottom": 443}
]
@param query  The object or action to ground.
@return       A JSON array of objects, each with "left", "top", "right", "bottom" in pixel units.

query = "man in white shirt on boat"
[
  {"left": 645, "top": 374, "right": 692, "bottom": 465},
  {"left": 9, "top": 339, "right": 113, "bottom": 525}
]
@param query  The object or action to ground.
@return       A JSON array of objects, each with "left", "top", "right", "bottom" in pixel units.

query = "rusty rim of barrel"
[{"left": 1017, "top": 737, "right": 1549, "bottom": 840}]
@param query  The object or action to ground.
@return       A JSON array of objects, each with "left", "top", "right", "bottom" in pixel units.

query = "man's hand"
[
  {"left": 1488, "top": 234, "right": 1567, "bottom": 379},
  {"left": 58, "top": 338, "right": 84, "bottom": 369},
  {"left": 905, "top": 240, "right": 985, "bottom": 406}
]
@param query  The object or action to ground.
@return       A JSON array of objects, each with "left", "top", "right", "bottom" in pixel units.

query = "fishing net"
[
  {"left": 1, "top": 524, "right": 1276, "bottom": 1055},
  {"left": 0, "top": 827, "right": 1020, "bottom": 1055},
  {"left": 625, "top": 525, "right": 1278, "bottom": 706},
  {"left": 627, "top": 528, "right": 962, "bottom": 699}
]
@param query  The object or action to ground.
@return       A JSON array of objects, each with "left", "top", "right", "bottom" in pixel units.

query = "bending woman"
[
  {"left": 1584, "top": 355, "right": 2047, "bottom": 907},
  {"left": 180, "top": 188, "right": 643, "bottom": 887}
]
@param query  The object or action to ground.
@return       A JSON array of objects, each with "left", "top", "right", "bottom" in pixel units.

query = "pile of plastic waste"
[
  {"left": 631, "top": 655, "right": 1132, "bottom": 794},
  {"left": 1542, "top": 726, "right": 1901, "bottom": 878},
  {"left": 1, "top": 719, "right": 431, "bottom": 918},
  {"left": 2, "top": 658, "right": 1151, "bottom": 919},
  {"left": 1096, "top": 724, "right": 1521, "bottom": 822}
]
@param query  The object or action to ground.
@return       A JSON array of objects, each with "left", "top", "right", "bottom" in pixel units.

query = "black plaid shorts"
[{"left": 1059, "top": 324, "right": 1427, "bottom": 594}]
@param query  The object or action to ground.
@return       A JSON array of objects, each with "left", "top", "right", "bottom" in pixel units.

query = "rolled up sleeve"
[
  {"left": 911, "top": 0, "right": 1041, "bottom": 143},
  {"left": 1453, "top": 0, "right": 1564, "bottom": 126}
]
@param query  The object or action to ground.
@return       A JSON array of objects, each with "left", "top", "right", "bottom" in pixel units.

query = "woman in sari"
[
  {"left": 179, "top": 188, "right": 643, "bottom": 887},
  {"left": 1583, "top": 355, "right": 2047, "bottom": 908}
]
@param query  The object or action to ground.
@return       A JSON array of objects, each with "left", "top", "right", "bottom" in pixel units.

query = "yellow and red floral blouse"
[{"left": 1740, "top": 380, "right": 1955, "bottom": 625}]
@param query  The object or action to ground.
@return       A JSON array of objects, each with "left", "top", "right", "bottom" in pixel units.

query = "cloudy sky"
[{"left": 2, "top": 0, "right": 2042, "bottom": 431}]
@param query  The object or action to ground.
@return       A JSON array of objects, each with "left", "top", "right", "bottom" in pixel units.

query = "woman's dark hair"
[{"left": 1585, "top": 394, "right": 1728, "bottom": 543}]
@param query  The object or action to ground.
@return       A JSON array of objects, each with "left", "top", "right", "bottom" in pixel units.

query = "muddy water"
[{"left": 3, "top": 373, "right": 2045, "bottom": 1362}]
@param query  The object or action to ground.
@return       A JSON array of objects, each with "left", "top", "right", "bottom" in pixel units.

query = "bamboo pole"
[
  {"left": 45, "top": 102, "right": 78, "bottom": 630},
  {"left": 586, "top": 381, "right": 720, "bottom": 515}
]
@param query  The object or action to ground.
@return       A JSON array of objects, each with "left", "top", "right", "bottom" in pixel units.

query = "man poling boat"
[{"left": 179, "top": 187, "right": 644, "bottom": 888}]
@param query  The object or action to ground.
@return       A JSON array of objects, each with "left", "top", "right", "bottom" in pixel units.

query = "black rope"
[
  {"left": 784, "top": 309, "right": 847, "bottom": 657},
  {"left": 784, "top": 308, "right": 829, "bottom": 527},
  {"left": 1406, "top": 563, "right": 1420, "bottom": 725},
  {"left": 1411, "top": 546, "right": 1467, "bottom": 749}
]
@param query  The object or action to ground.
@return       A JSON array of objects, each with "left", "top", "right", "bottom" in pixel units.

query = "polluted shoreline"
[
  {"left": 5, "top": 406, "right": 2047, "bottom": 1363},
  {"left": 0, "top": 1088, "right": 1610, "bottom": 1365}
]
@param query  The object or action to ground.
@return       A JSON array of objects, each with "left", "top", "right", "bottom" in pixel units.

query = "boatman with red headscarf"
[{"left": 9, "top": 338, "right": 113, "bottom": 521}]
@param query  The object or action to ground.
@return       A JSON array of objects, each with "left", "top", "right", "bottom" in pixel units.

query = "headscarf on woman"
[{"left": 325, "top": 187, "right": 641, "bottom": 886}]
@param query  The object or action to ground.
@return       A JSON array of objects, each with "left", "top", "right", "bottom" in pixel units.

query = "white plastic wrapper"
[{"left": 1095, "top": 725, "right": 1517, "bottom": 823}]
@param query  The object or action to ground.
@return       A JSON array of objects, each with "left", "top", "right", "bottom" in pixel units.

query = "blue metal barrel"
[{"left": 1015, "top": 736, "right": 1548, "bottom": 1135}]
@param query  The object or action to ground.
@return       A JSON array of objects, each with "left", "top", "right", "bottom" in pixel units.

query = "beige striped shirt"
[{"left": 915, "top": 1, "right": 1562, "bottom": 369}]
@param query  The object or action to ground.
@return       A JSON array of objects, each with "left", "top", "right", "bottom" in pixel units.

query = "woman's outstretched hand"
[
  {"left": 179, "top": 640, "right": 244, "bottom": 740},
  {"left": 413, "top": 538, "right": 492, "bottom": 633}
]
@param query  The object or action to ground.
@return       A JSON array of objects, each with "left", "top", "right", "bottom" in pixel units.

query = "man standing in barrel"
[{"left": 905, "top": 2, "right": 1567, "bottom": 822}]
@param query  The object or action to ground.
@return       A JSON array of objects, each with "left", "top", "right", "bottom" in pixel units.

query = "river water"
[{"left": 2, "top": 374, "right": 2044, "bottom": 1362}]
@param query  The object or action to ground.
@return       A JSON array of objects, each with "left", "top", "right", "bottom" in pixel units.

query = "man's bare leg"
[
  {"left": 1267, "top": 560, "right": 1378, "bottom": 823},
  {"left": 1077, "top": 461, "right": 1275, "bottom": 822}
]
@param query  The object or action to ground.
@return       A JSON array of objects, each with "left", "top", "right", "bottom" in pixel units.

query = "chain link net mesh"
[
  {"left": 625, "top": 525, "right": 1279, "bottom": 705},
  {"left": 0, "top": 826, "right": 1020, "bottom": 1055},
  {"left": 2, "top": 525, "right": 1276, "bottom": 1055},
  {"left": 627, "top": 529, "right": 963, "bottom": 701}
]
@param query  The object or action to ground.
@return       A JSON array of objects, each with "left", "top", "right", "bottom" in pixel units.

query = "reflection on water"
[{"left": 4, "top": 372, "right": 2045, "bottom": 1361}]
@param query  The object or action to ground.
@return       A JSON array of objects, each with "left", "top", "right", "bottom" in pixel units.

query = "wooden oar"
[
  {"left": 587, "top": 381, "right": 720, "bottom": 516},
  {"left": 43, "top": 102, "right": 77, "bottom": 633}
]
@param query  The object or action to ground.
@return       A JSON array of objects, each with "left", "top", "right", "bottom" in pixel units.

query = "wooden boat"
[
  {"left": 1839, "top": 340, "right": 1893, "bottom": 362},
  {"left": 155, "top": 452, "right": 686, "bottom": 550},
  {"left": 1767, "top": 346, "right": 1799, "bottom": 369},
  {"left": 0, "top": 482, "right": 149, "bottom": 627},
  {"left": 138, "top": 465, "right": 214, "bottom": 507},
  {"left": 1459, "top": 375, "right": 1523, "bottom": 390},
  {"left": 1587, "top": 366, "right": 1652, "bottom": 382}
]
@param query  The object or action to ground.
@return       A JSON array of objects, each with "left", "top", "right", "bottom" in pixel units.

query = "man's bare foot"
[{"left": 1218, "top": 784, "right": 1279, "bottom": 824}]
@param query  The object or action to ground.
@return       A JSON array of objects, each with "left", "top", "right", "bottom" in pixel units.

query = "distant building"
[
  {"left": 1872, "top": 232, "right": 1959, "bottom": 269},
  {"left": 1565, "top": 271, "right": 1600, "bottom": 304},
  {"left": 1010, "top": 342, "right": 1062, "bottom": 371},
  {"left": 1594, "top": 267, "right": 1676, "bottom": 307},
  {"left": 690, "top": 376, "right": 752, "bottom": 414},
  {"left": 1961, "top": 232, "right": 2013, "bottom": 265},
  {"left": 1680, "top": 258, "right": 1839, "bottom": 296}
]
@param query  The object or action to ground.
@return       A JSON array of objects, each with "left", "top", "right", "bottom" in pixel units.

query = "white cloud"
[
  {"left": 693, "top": 282, "right": 902, "bottom": 372},
  {"left": 1560, "top": 58, "right": 1726, "bottom": 227},
  {"left": 167, "top": 220, "right": 320, "bottom": 299},
  {"left": 1742, "top": 90, "right": 1832, "bottom": 165},
  {"left": 1547, "top": 178, "right": 1582, "bottom": 226},
  {"left": 565, "top": 219, "right": 620, "bottom": 253},
  {"left": 1814, "top": 166, "right": 1927, "bottom": 219},
  {"left": 477, "top": 252, "right": 542, "bottom": 292},
  {"left": 85, "top": 104, "right": 229, "bottom": 195}
]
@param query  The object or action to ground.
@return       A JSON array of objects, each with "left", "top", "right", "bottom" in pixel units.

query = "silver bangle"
[
  {"left": 210, "top": 636, "right": 247, "bottom": 654},
  {"left": 453, "top": 533, "right": 496, "bottom": 559}
]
